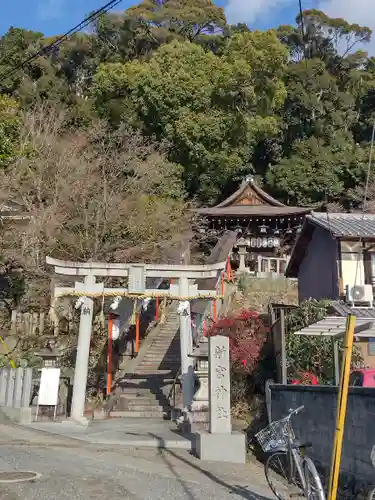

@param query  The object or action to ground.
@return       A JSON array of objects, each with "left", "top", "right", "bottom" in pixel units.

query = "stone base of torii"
[{"left": 46, "top": 256, "right": 226, "bottom": 425}]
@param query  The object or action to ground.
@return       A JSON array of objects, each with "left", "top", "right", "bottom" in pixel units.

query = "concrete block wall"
[{"left": 270, "top": 385, "right": 375, "bottom": 491}]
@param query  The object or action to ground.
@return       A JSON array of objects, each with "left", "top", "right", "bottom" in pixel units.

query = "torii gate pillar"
[
  {"left": 179, "top": 276, "right": 195, "bottom": 414},
  {"left": 70, "top": 275, "right": 101, "bottom": 424}
]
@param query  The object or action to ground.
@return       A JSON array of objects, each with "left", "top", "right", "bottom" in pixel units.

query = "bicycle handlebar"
[{"left": 286, "top": 405, "right": 305, "bottom": 418}]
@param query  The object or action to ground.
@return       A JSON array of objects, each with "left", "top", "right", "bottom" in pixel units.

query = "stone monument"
[{"left": 195, "top": 335, "right": 246, "bottom": 463}]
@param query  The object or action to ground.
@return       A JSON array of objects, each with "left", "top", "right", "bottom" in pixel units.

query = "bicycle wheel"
[
  {"left": 265, "top": 452, "right": 304, "bottom": 500},
  {"left": 303, "top": 457, "right": 326, "bottom": 500}
]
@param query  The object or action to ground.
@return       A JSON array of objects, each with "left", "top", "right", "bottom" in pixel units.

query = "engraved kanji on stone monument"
[
  {"left": 215, "top": 364, "right": 228, "bottom": 379},
  {"left": 82, "top": 305, "right": 91, "bottom": 316},
  {"left": 216, "top": 385, "right": 228, "bottom": 400},
  {"left": 217, "top": 406, "right": 229, "bottom": 419},
  {"left": 209, "top": 335, "right": 231, "bottom": 434},
  {"left": 214, "top": 344, "right": 226, "bottom": 360}
]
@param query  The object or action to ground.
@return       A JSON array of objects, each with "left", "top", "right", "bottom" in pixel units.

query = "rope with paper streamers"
[
  {"left": 99, "top": 293, "right": 105, "bottom": 328},
  {"left": 54, "top": 291, "right": 224, "bottom": 300},
  {"left": 129, "top": 298, "right": 138, "bottom": 325},
  {"left": 160, "top": 296, "right": 167, "bottom": 324}
]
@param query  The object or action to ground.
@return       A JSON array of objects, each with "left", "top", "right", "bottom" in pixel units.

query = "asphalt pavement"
[{"left": 0, "top": 422, "right": 273, "bottom": 500}]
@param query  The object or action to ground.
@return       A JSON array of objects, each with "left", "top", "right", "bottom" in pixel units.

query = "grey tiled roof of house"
[
  {"left": 307, "top": 212, "right": 375, "bottom": 238},
  {"left": 330, "top": 301, "right": 375, "bottom": 318}
]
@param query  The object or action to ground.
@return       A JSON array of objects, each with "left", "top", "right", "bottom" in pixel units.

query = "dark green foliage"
[
  {"left": 286, "top": 299, "right": 364, "bottom": 383},
  {"left": 0, "top": 4, "right": 375, "bottom": 207}
]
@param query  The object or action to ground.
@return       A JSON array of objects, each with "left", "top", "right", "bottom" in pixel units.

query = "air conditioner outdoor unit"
[{"left": 345, "top": 284, "right": 374, "bottom": 307}]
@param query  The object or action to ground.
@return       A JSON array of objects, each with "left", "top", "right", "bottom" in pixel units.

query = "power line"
[
  {"left": 0, "top": 0, "right": 125, "bottom": 84},
  {"left": 298, "top": 0, "right": 306, "bottom": 53},
  {"left": 353, "top": 119, "right": 375, "bottom": 290}
]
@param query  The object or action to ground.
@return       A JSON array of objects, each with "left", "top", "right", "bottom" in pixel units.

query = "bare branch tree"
[{"left": 0, "top": 106, "right": 190, "bottom": 272}]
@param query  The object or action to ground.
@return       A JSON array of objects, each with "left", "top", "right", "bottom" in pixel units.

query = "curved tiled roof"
[
  {"left": 194, "top": 177, "right": 309, "bottom": 217},
  {"left": 215, "top": 177, "right": 285, "bottom": 208}
]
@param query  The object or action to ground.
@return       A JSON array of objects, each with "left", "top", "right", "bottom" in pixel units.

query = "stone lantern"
[
  {"left": 34, "top": 338, "right": 61, "bottom": 368},
  {"left": 236, "top": 237, "right": 249, "bottom": 272},
  {"left": 189, "top": 342, "right": 209, "bottom": 425}
]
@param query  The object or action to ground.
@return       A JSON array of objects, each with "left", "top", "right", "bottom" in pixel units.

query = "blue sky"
[
  {"left": 0, "top": 0, "right": 317, "bottom": 36},
  {"left": 0, "top": 0, "right": 374, "bottom": 53}
]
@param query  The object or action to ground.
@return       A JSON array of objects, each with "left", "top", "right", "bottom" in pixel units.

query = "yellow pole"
[
  {"left": 0, "top": 336, "right": 16, "bottom": 369},
  {"left": 328, "top": 314, "right": 356, "bottom": 500}
]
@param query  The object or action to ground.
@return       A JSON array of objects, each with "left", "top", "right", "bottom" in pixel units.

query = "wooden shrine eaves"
[{"left": 194, "top": 206, "right": 310, "bottom": 217}]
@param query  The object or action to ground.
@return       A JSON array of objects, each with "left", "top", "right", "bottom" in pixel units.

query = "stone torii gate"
[{"left": 46, "top": 256, "right": 226, "bottom": 424}]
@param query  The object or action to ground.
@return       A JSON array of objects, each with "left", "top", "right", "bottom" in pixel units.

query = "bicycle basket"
[{"left": 255, "top": 418, "right": 294, "bottom": 452}]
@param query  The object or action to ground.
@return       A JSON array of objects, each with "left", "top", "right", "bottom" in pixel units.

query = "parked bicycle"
[
  {"left": 255, "top": 405, "right": 326, "bottom": 500},
  {"left": 367, "top": 445, "right": 375, "bottom": 500}
]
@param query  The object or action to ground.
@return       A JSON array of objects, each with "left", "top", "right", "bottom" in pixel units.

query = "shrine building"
[{"left": 194, "top": 177, "right": 311, "bottom": 276}]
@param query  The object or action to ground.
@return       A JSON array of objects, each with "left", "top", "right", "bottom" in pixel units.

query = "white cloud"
[
  {"left": 225, "top": 0, "right": 375, "bottom": 55},
  {"left": 225, "top": 0, "right": 293, "bottom": 26},
  {"left": 37, "top": 0, "right": 65, "bottom": 21},
  {"left": 319, "top": 0, "right": 375, "bottom": 55}
]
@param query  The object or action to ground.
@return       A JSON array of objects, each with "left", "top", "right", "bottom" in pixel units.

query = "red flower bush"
[
  {"left": 208, "top": 309, "right": 268, "bottom": 375},
  {"left": 291, "top": 371, "right": 319, "bottom": 385}
]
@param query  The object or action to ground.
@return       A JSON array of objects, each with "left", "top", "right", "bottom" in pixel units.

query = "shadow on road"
[{"left": 148, "top": 432, "right": 271, "bottom": 500}]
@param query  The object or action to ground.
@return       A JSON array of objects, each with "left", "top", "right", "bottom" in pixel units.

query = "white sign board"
[{"left": 38, "top": 368, "right": 60, "bottom": 406}]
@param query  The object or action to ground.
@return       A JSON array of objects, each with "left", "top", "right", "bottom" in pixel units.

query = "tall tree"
[
  {"left": 127, "top": 0, "right": 226, "bottom": 42},
  {"left": 276, "top": 10, "right": 372, "bottom": 67},
  {"left": 267, "top": 133, "right": 370, "bottom": 207},
  {"left": 282, "top": 59, "right": 356, "bottom": 147},
  {"left": 93, "top": 31, "right": 288, "bottom": 201}
]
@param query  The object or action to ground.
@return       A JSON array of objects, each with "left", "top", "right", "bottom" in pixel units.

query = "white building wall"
[{"left": 340, "top": 241, "right": 365, "bottom": 288}]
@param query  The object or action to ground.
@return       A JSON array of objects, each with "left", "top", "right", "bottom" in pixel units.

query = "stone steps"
[
  {"left": 139, "top": 356, "right": 179, "bottom": 360},
  {"left": 109, "top": 308, "right": 181, "bottom": 419},
  {"left": 135, "top": 312, "right": 180, "bottom": 377},
  {"left": 110, "top": 410, "right": 168, "bottom": 418},
  {"left": 117, "top": 391, "right": 167, "bottom": 399},
  {"left": 110, "top": 371, "right": 173, "bottom": 418},
  {"left": 116, "top": 398, "right": 170, "bottom": 411},
  {"left": 138, "top": 363, "right": 180, "bottom": 369},
  {"left": 135, "top": 371, "right": 177, "bottom": 376},
  {"left": 142, "top": 347, "right": 180, "bottom": 352},
  {"left": 144, "top": 342, "right": 180, "bottom": 348},
  {"left": 119, "top": 392, "right": 165, "bottom": 398},
  {"left": 118, "top": 397, "right": 167, "bottom": 405},
  {"left": 117, "top": 403, "right": 170, "bottom": 413}
]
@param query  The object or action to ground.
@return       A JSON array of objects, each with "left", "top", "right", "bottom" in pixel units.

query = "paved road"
[{"left": 0, "top": 424, "right": 273, "bottom": 500}]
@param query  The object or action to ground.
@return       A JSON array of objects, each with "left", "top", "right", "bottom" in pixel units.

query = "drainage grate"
[{"left": 0, "top": 471, "right": 41, "bottom": 483}]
